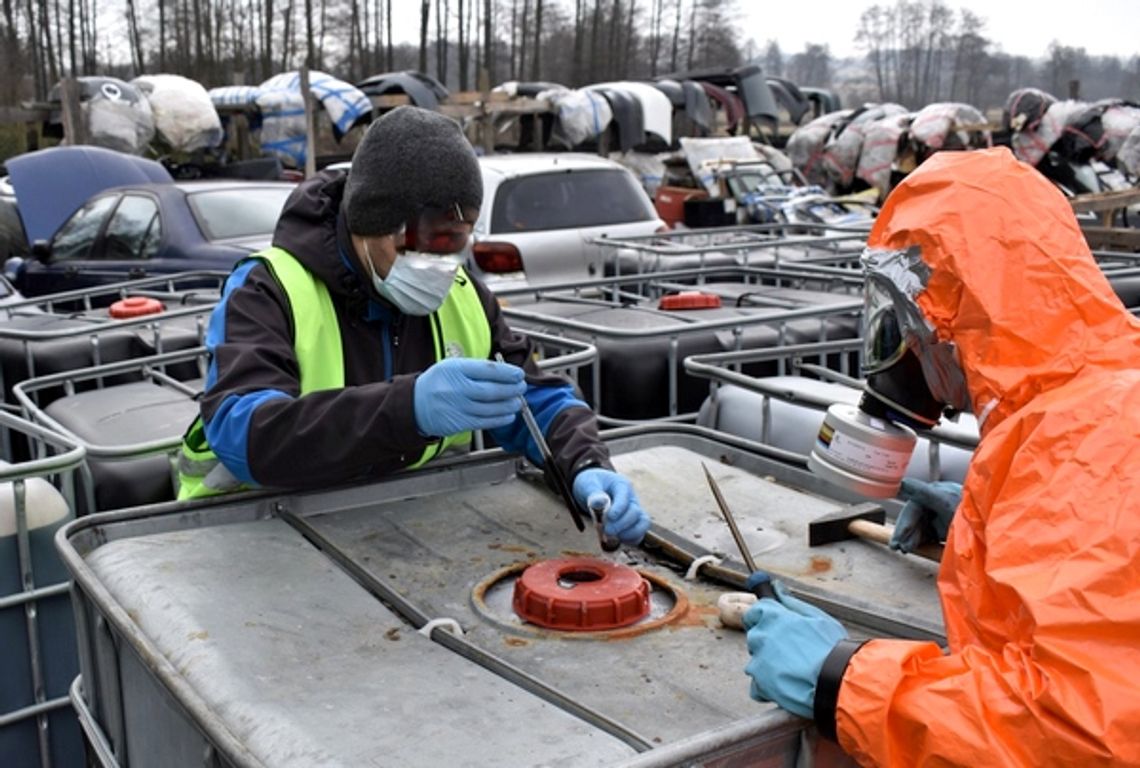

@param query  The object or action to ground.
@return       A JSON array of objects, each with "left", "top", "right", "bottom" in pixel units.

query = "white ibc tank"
[{"left": 696, "top": 377, "right": 977, "bottom": 486}]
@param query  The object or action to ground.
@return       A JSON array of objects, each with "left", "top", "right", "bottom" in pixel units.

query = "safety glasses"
[{"left": 403, "top": 203, "right": 478, "bottom": 254}]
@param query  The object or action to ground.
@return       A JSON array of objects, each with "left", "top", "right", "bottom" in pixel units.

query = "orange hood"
[{"left": 866, "top": 147, "right": 1140, "bottom": 433}]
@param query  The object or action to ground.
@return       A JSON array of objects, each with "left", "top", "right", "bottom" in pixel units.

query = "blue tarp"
[{"left": 208, "top": 72, "right": 372, "bottom": 167}]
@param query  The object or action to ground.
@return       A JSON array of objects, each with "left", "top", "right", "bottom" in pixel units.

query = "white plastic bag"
[{"left": 133, "top": 74, "right": 224, "bottom": 153}]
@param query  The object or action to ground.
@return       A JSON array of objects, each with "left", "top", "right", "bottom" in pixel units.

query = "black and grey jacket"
[{"left": 198, "top": 169, "right": 610, "bottom": 490}]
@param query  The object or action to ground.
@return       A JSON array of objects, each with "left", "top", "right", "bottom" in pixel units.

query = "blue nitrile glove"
[
  {"left": 742, "top": 577, "right": 847, "bottom": 719},
  {"left": 413, "top": 358, "right": 526, "bottom": 437},
  {"left": 572, "top": 468, "right": 652, "bottom": 545},
  {"left": 889, "top": 478, "right": 963, "bottom": 554}
]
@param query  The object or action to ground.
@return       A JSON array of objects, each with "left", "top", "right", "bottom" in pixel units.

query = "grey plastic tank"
[{"left": 504, "top": 285, "right": 861, "bottom": 420}]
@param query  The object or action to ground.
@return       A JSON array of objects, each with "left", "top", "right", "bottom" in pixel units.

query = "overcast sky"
[
  {"left": 735, "top": 0, "right": 1138, "bottom": 60},
  {"left": 384, "top": 1, "right": 1137, "bottom": 61}
]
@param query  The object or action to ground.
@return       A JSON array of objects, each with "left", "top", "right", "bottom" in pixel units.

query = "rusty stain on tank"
[
  {"left": 808, "top": 555, "right": 832, "bottom": 574},
  {"left": 672, "top": 601, "right": 716, "bottom": 629},
  {"left": 504, "top": 637, "right": 529, "bottom": 647}
]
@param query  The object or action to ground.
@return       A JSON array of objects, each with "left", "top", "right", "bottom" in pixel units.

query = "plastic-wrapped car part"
[
  {"left": 542, "top": 88, "right": 613, "bottom": 149},
  {"left": 856, "top": 112, "right": 912, "bottom": 200},
  {"left": 1004, "top": 88, "right": 1056, "bottom": 134},
  {"left": 49, "top": 76, "right": 156, "bottom": 155},
  {"left": 820, "top": 103, "right": 908, "bottom": 192},
  {"left": 1096, "top": 101, "right": 1140, "bottom": 167},
  {"left": 1054, "top": 101, "right": 1112, "bottom": 164},
  {"left": 785, "top": 109, "right": 855, "bottom": 189},
  {"left": 905, "top": 102, "right": 991, "bottom": 163},
  {"left": 254, "top": 71, "right": 372, "bottom": 167},
  {"left": 133, "top": 74, "right": 224, "bottom": 153},
  {"left": 1014, "top": 99, "right": 1086, "bottom": 166},
  {"left": 1118, "top": 126, "right": 1140, "bottom": 177}
]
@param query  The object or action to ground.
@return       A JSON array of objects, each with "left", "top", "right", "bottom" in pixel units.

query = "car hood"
[
  {"left": 6, "top": 145, "right": 173, "bottom": 244},
  {"left": 215, "top": 234, "right": 275, "bottom": 251}
]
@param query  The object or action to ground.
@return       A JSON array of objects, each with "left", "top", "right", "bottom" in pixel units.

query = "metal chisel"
[
  {"left": 495, "top": 353, "right": 619, "bottom": 551},
  {"left": 702, "top": 462, "right": 776, "bottom": 599}
]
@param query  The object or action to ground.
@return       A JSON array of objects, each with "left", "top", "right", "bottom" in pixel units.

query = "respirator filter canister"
[{"left": 807, "top": 403, "right": 917, "bottom": 498}]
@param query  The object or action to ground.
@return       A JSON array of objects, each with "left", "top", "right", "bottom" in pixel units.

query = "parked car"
[
  {"left": 464, "top": 153, "right": 665, "bottom": 290},
  {"left": 0, "top": 174, "right": 26, "bottom": 264},
  {"left": 2, "top": 145, "right": 294, "bottom": 296}
]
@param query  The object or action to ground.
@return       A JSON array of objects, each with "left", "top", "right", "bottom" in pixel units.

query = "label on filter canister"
[{"left": 815, "top": 428, "right": 910, "bottom": 481}]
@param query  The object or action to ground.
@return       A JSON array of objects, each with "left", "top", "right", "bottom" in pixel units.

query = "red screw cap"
[
  {"left": 658, "top": 291, "right": 722, "bottom": 310},
  {"left": 512, "top": 557, "right": 650, "bottom": 631},
  {"left": 109, "top": 296, "right": 165, "bottom": 318}
]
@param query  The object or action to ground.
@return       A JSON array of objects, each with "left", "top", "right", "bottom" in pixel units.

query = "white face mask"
[{"left": 363, "top": 240, "right": 458, "bottom": 316}]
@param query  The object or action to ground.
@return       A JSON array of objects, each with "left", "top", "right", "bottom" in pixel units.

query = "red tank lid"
[
  {"left": 658, "top": 291, "right": 722, "bottom": 310},
  {"left": 512, "top": 556, "right": 650, "bottom": 631},
  {"left": 108, "top": 296, "right": 165, "bottom": 318}
]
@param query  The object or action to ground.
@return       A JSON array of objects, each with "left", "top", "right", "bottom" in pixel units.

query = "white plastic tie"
[
  {"left": 417, "top": 617, "right": 464, "bottom": 638},
  {"left": 685, "top": 554, "right": 723, "bottom": 581}
]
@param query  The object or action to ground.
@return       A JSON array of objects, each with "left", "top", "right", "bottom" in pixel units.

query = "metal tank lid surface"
[{"left": 56, "top": 426, "right": 941, "bottom": 767}]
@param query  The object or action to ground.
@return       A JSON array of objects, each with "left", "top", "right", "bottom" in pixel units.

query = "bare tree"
[
  {"left": 436, "top": 0, "right": 448, "bottom": 84},
  {"left": 303, "top": 0, "right": 315, "bottom": 68},
  {"left": 386, "top": 0, "right": 393, "bottom": 69},
  {"left": 2, "top": 0, "right": 24, "bottom": 101},
  {"left": 125, "top": 0, "right": 144, "bottom": 73},
  {"left": 518, "top": 0, "right": 530, "bottom": 81},
  {"left": 604, "top": 0, "right": 618, "bottom": 79},
  {"left": 457, "top": 0, "right": 467, "bottom": 89},
  {"left": 1047, "top": 41, "right": 1088, "bottom": 98},
  {"left": 789, "top": 43, "right": 832, "bottom": 88},
  {"left": 53, "top": 0, "right": 65, "bottom": 78},
  {"left": 685, "top": 0, "right": 695, "bottom": 70},
  {"left": 419, "top": 0, "right": 429, "bottom": 73},
  {"left": 530, "top": 0, "right": 542, "bottom": 80},
  {"left": 648, "top": 0, "right": 662, "bottom": 75},
  {"left": 349, "top": 0, "right": 361, "bottom": 79},
  {"left": 589, "top": 0, "right": 602, "bottom": 81},
  {"left": 669, "top": 0, "right": 681, "bottom": 72},
  {"left": 80, "top": 0, "right": 95, "bottom": 73},
  {"left": 317, "top": 0, "right": 329, "bottom": 69},
  {"left": 856, "top": 5, "right": 888, "bottom": 100},
  {"left": 39, "top": 0, "right": 58, "bottom": 84},
  {"left": 764, "top": 40, "right": 783, "bottom": 77},
  {"left": 482, "top": 0, "right": 493, "bottom": 84},
  {"left": 949, "top": 9, "right": 986, "bottom": 103},
  {"left": 262, "top": 0, "right": 274, "bottom": 79},
  {"left": 623, "top": 0, "right": 635, "bottom": 75},
  {"left": 281, "top": 0, "right": 297, "bottom": 70}
]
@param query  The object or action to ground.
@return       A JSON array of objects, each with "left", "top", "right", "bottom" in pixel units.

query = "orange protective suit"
[{"left": 837, "top": 148, "right": 1140, "bottom": 766}]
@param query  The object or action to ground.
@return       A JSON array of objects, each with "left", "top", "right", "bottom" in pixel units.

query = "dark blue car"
[{"left": 2, "top": 146, "right": 294, "bottom": 297}]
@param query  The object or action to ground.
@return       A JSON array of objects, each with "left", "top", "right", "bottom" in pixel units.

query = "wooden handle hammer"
[{"left": 808, "top": 502, "right": 944, "bottom": 563}]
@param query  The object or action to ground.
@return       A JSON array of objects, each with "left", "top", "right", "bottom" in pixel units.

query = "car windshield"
[
  {"left": 490, "top": 168, "right": 655, "bottom": 233},
  {"left": 187, "top": 187, "right": 292, "bottom": 240}
]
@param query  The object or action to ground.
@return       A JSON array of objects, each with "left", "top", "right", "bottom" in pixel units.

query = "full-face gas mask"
[{"left": 808, "top": 246, "right": 971, "bottom": 498}]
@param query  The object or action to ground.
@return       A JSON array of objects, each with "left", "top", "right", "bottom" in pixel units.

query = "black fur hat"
[{"left": 343, "top": 106, "right": 482, "bottom": 236}]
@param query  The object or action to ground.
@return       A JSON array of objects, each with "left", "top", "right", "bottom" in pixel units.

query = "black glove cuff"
[
  {"left": 570, "top": 458, "right": 612, "bottom": 478},
  {"left": 814, "top": 638, "right": 867, "bottom": 742}
]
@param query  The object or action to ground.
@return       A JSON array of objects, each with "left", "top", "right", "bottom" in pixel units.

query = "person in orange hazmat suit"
[{"left": 741, "top": 146, "right": 1140, "bottom": 766}]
